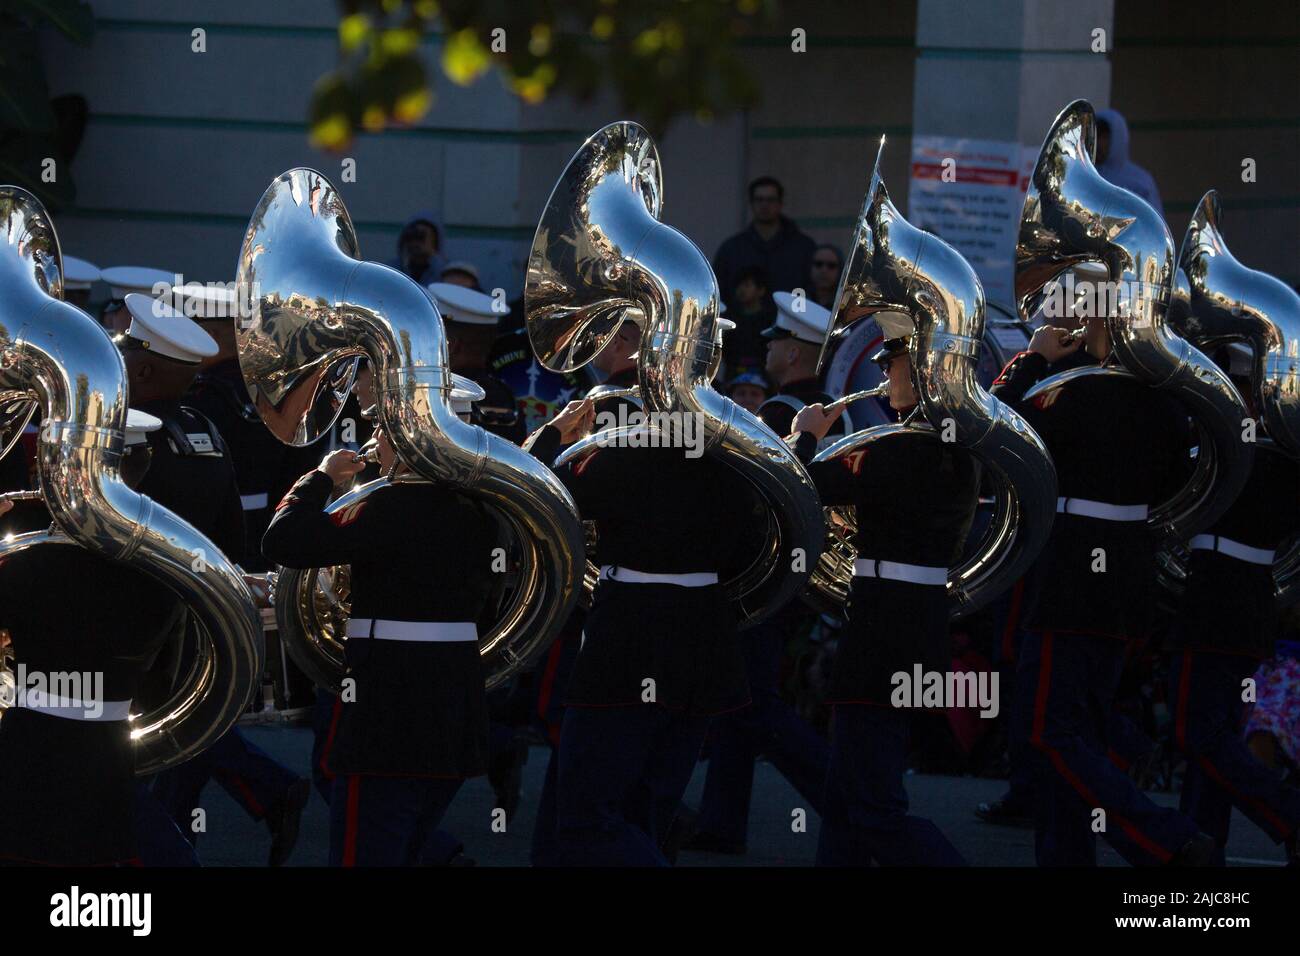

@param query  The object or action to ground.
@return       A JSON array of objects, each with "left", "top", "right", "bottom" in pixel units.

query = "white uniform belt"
[
  {"left": 599, "top": 565, "right": 719, "bottom": 587},
  {"left": 1056, "top": 497, "right": 1149, "bottom": 521},
  {"left": 15, "top": 692, "right": 132, "bottom": 721},
  {"left": 345, "top": 619, "right": 478, "bottom": 642},
  {"left": 240, "top": 492, "right": 269, "bottom": 510},
  {"left": 1189, "top": 534, "right": 1275, "bottom": 566},
  {"left": 852, "top": 558, "right": 948, "bottom": 586}
]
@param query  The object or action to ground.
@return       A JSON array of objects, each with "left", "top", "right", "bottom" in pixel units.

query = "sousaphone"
[
  {"left": 238, "top": 169, "right": 586, "bottom": 691},
  {"left": 0, "top": 186, "right": 262, "bottom": 773},
  {"left": 525, "top": 122, "right": 825, "bottom": 627},
  {"left": 803, "top": 141, "right": 1058, "bottom": 617},
  {"left": 1160, "top": 189, "right": 1300, "bottom": 605},
  {"left": 1016, "top": 100, "right": 1253, "bottom": 538}
]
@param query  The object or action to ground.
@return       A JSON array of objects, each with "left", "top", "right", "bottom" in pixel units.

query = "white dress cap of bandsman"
[
  {"left": 125, "top": 408, "right": 163, "bottom": 447},
  {"left": 763, "top": 292, "right": 833, "bottom": 346},
  {"left": 427, "top": 282, "right": 499, "bottom": 326},
  {"left": 449, "top": 372, "right": 486, "bottom": 417},
  {"left": 173, "top": 282, "right": 237, "bottom": 321},
  {"left": 121, "top": 293, "right": 219, "bottom": 365},
  {"left": 62, "top": 256, "right": 101, "bottom": 291},
  {"left": 100, "top": 266, "right": 175, "bottom": 301}
]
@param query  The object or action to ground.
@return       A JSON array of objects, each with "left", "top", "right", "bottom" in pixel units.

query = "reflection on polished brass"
[
  {"left": 1017, "top": 101, "right": 1253, "bottom": 540},
  {"left": 239, "top": 169, "right": 585, "bottom": 691},
  {"left": 524, "top": 122, "right": 825, "bottom": 628},
  {"left": 804, "top": 142, "right": 1057, "bottom": 619},
  {"left": 0, "top": 186, "right": 262, "bottom": 774},
  {"left": 1160, "top": 191, "right": 1300, "bottom": 606}
]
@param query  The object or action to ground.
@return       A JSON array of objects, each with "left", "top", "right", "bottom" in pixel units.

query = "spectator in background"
[
  {"left": 391, "top": 212, "right": 445, "bottom": 285},
  {"left": 1095, "top": 109, "right": 1164, "bottom": 220},
  {"left": 722, "top": 265, "right": 776, "bottom": 374},
  {"left": 724, "top": 370, "right": 770, "bottom": 415},
  {"left": 809, "top": 244, "right": 844, "bottom": 310},
  {"left": 713, "top": 176, "right": 816, "bottom": 315},
  {"left": 441, "top": 260, "right": 483, "bottom": 292}
]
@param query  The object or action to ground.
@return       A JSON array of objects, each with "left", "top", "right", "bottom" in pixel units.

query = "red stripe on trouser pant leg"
[
  {"left": 537, "top": 637, "right": 565, "bottom": 746},
  {"left": 320, "top": 695, "right": 343, "bottom": 780},
  {"left": 1173, "top": 653, "right": 1294, "bottom": 839},
  {"left": 1028, "top": 631, "right": 1174, "bottom": 864},
  {"left": 214, "top": 769, "right": 267, "bottom": 818},
  {"left": 342, "top": 775, "right": 362, "bottom": 867}
]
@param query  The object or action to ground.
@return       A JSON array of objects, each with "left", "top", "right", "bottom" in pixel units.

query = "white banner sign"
[{"left": 907, "top": 136, "right": 1035, "bottom": 309}]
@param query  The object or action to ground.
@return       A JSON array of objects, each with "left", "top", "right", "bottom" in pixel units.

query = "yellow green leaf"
[
  {"left": 379, "top": 27, "right": 420, "bottom": 57},
  {"left": 339, "top": 14, "right": 370, "bottom": 52},
  {"left": 311, "top": 114, "right": 352, "bottom": 150},
  {"left": 394, "top": 87, "right": 432, "bottom": 123},
  {"left": 510, "top": 63, "right": 556, "bottom": 104},
  {"left": 442, "top": 28, "right": 491, "bottom": 85}
]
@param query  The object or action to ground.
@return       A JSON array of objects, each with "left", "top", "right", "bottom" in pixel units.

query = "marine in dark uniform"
[
  {"left": 755, "top": 292, "right": 847, "bottom": 444},
  {"left": 520, "top": 322, "right": 647, "bottom": 865},
  {"left": 0, "top": 412, "right": 184, "bottom": 866},
  {"left": 526, "top": 395, "right": 755, "bottom": 866},
  {"left": 429, "top": 282, "right": 525, "bottom": 444},
  {"left": 1167, "top": 354, "right": 1300, "bottom": 865},
  {"left": 990, "top": 316, "right": 1213, "bottom": 866},
  {"left": 974, "top": 337, "right": 1146, "bottom": 828},
  {"left": 792, "top": 335, "right": 979, "bottom": 866},
  {"left": 688, "top": 301, "right": 834, "bottom": 855},
  {"left": 262, "top": 382, "right": 498, "bottom": 867},
  {"left": 113, "top": 292, "right": 308, "bottom": 866}
]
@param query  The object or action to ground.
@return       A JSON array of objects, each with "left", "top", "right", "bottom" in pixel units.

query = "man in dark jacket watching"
[{"left": 713, "top": 177, "right": 816, "bottom": 315}]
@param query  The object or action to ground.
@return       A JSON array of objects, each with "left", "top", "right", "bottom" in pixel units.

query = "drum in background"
[{"left": 489, "top": 328, "right": 593, "bottom": 434}]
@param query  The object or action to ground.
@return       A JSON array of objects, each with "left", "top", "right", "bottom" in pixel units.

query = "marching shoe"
[{"left": 267, "top": 778, "right": 311, "bottom": 867}]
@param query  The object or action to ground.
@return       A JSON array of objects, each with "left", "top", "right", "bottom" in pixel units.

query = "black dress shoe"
[
  {"left": 681, "top": 831, "right": 747, "bottom": 855},
  {"left": 1168, "top": 832, "right": 1217, "bottom": 867},
  {"left": 661, "top": 805, "right": 699, "bottom": 865},
  {"left": 267, "top": 778, "right": 311, "bottom": 867},
  {"left": 974, "top": 798, "right": 1033, "bottom": 828}
]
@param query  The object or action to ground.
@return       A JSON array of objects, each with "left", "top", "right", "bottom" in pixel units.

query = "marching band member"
[
  {"left": 757, "top": 293, "right": 848, "bottom": 442},
  {"left": 688, "top": 298, "right": 834, "bottom": 856},
  {"left": 262, "top": 380, "right": 496, "bottom": 867},
  {"left": 527, "top": 380, "right": 758, "bottom": 866},
  {"left": 183, "top": 284, "right": 322, "bottom": 572},
  {"left": 0, "top": 412, "right": 183, "bottom": 866},
  {"left": 1167, "top": 351, "right": 1300, "bottom": 865},
  {"left": 989, "top": 316, "right": 1215, "bottom": 866},
  {"left": 428, "top": 282, "right": 525, "bottom": 443},
  {"left": 790, "top": 328, "right": 978, "bottom": 866},
  {"left": 113, "top": 293, "right": 310, "bottom": 865},
  {"left": 523, "top": 322, "right": 644, "bottom": 866},
  {"left": 98, "top": 266, "right": 174, "bottom": 334},
  {"left": 61, "top": 255, "right": 100, "bottom": 312}
]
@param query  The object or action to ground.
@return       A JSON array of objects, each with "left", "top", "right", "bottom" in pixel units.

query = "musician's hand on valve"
[
  {"left": 1028, "top": 325, "right": 1085, "bottom": 363},
  {"left": 551, "top": 399, "right": 596, "bottom": 443},
  {"left": 792, "top": 403, "right": 843, "bottom": 441},
  {"left": 318, "top": 449, "right": 367, "bottom": 487}
]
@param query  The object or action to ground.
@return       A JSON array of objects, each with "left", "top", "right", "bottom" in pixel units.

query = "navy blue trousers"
[
  {"left": 1020, "top": 630, "right": 1197, "bottom": 866},
  {"left": 695, "top": 615, "right": 829, "bottom": 844},
  {"left": 312, "top": 689, "right": 464, "bottom": 865},
  {"left": 554, "top": 705, "right": 708, "bottom": 866},
  {"left": 1170, "top": 649, "right": 1300, "bottom": 863},
  {"left": 153, "top": 726, "right": 300, "bottom": 842},
  {"left": 133, "top": 781, "right": 199, "bottom": 866},
  {"left": 328, "top": 774, "right": 462, "bottom": 867},
  {"left": 816, "top": 704, "right": 966, "bottom": 866},
  {"left": 1004, "top": 630, "right": 1154, "bottom": 810}
]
